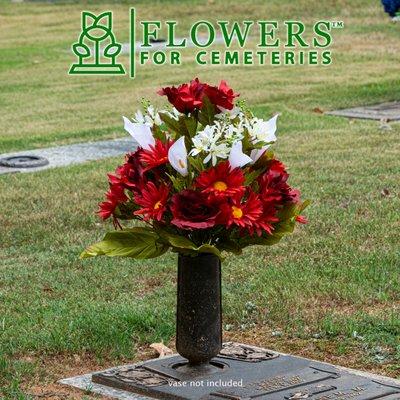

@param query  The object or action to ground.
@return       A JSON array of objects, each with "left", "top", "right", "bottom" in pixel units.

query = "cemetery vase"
[{"left": 176, "top": 253, "right": 222, "bottom": 365}]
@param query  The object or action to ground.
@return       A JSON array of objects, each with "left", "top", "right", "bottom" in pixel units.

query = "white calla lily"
[
  {"left": 250, "top": 146, "right": 270, "bottom": 163},
  {"left": 168, "top": 136, "right": 188, "bottom": 176},
  {"left": 249, "top": 114, "right": 279, "bottom": 163},
  {"left": 248, "top": 114, "right": 278, "bottom": 144},
  {"left": 229, "top": 141, "right": 253, "bottom": 168},
  {"left": 262, "top": 114, "right": 278, "bottom": 142},
  {"left": 123, "top": 116, "right": 155, "bottom": 150}
]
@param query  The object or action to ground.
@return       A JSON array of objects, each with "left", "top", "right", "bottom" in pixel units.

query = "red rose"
[
  {"left": 170, "top": 190, "right": 221, "bottom": 229},
  {"left": 204, "top": 80, "right": 239, "bottom": 111},
  {"left": 158, "top": 78, "right": 239, "bottom": 114},
  {"left": 158, "top": 78, "right": 205, "bottom": 114}
]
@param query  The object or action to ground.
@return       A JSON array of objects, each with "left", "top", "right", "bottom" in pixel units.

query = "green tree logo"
[{"left": 69, "top": 11, "right": 125, "bottom": 75}]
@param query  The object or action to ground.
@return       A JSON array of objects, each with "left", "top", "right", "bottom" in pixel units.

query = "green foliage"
[
  {"left": 81, "top": 225, "right": 224, "bottom": 260},
  {"left": 253, "top": 150, "right": 274, "bottom": 169},
  {"left": 244, "top": 168, "right": 263, "bottom": 185},
  {"left": 166, "top": 173, "right": 186, "bottom": 191},
  {"left": 80, "top": 227, "right": 168, "bottom": 259},
  {"left": 238, "top": 200, "right": 310, "bottom": 248},
  {"left": 81, "top": 197, "right": 309, "bottom": 261},
  {"left": 158, "top": 228, "right": 223, "bottom": 258},
  {"left": 159, "top": 112, "right": 182, "bottom": 137},
  {"left": 183, "top": 115, "right": 198, "bottom": 137},
  {"left": 188, "top": 156, "right": 205, "bottom": 172},
  {"left": 159, "top": 113, "right": 198, "bottom": 140},
  {"left": 197, "top": 96, "right": 217, "bottom": 126}
]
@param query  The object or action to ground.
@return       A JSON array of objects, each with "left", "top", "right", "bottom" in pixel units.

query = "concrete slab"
[
  {"left": 59, "top": 344, "right": 400, "bottom": 400},
  {"left": 0, "top": 138, "right": 137, "bottom": 175},
  {"left": 59, "top": 370, "right": 152, "bottom": 400},
  {"left": 326, "top": 101, "right": 400, "bottom": 121},
  {"left": 121, "top": 36, "right": 226, "bottom": 54}
]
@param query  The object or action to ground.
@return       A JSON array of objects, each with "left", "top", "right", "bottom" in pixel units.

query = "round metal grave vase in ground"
[
  {"left": 176, "top": 253, "right": 222, "bottom": 366},
  {"left": 0, "top": 155, "right": 49, "bottom": 168}
]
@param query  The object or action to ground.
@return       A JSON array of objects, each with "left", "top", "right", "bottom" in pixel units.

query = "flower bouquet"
[{"left": 82, "top": 78, "right": 308, "bottom": 365}]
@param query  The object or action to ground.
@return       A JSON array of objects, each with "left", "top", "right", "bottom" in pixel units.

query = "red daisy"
[
  {"left": 134, "top": 182, "right": 169, "bottom": 221},
  {"left": 220, "top": 191, "right": 263, "bottom": 230},
  {"left": 140, "top": 139, "right": 172, "bottom": 171},
  {"left": 251, "top": 204, "right": 279, "bottom": 236},
  {"left": 296, "top": 215, "right": 308, "bottom": 224},
  {"left": 98, "top": 184, "right": 128, "bottom": 220},
  {"left": 195, "top": 161, "right": 245, "bottom": 199}
]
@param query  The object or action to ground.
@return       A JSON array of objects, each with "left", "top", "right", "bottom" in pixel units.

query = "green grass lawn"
[{"left": 0, "top": 0, "right": 400, "bottom": 398}]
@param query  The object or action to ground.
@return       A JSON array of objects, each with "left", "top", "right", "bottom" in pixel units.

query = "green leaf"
[
  {"left": 218, "top": 239, "right": 243, "bottom": 255},
  {"left": 183, "top": 116, "right": 198, "bottom": 137},
  {"left": 81, "top": 227, "right": 168, "bottom": 259},
  {"left": 253, "top": 150, "right": 274, "bottom": 169},
  {"left": 244, "top": 168, "right": 263, "bottom": 185},
  {"left": 196, "top": 244, "right": 222, "bottom": 259},
  {"left": 159, "top": 113, "right": 198, "bottom": 139},
  {"left": 157, "top": 228, "right": 223, "bottom": 260},
  {"left": 166, "top": 173, "right": 185, "bottom": 192},
  {"left": 159, "top": 113, "right": 182, "bottom": 136},
  {"left": 198, "top": 96, "right": 216, "bottom": 126},
  {"left": 158, "top": 230, "right": 197, "bottom": 250},
  {"left": 299, "top": 199, "right": 311, "bottom": 212},
  {"left": 188, "top": 156, "right": 205, "bottom": 172},
  {"left": 238, "top": 233, "right": 284, "bottom": 248}
]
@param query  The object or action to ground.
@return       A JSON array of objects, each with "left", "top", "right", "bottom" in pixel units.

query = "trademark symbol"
[{"left": 331, "top": 21, "right": 344, "bottom": 28}]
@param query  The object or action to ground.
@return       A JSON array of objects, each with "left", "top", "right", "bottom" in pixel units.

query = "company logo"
[
  {"left": 69, "top": 9, "right": 343, "bottom": 78},
  {"left": 69, "top": 11, "right": 125, "bottom": 75}
]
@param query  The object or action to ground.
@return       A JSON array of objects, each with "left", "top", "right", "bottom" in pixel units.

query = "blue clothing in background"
[{"left": 381, "top": 0, "right": 400, "bottom": 16}]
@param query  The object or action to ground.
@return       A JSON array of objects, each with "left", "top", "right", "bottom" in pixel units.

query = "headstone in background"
[{"left": 326, "top": 101, "right": 400, "bottom": 121}]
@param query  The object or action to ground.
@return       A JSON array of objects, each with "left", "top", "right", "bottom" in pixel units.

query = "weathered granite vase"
[{"left": 176, "top": 253, "right": 222, "bottom": 366}]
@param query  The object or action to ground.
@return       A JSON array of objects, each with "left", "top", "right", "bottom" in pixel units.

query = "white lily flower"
[
  {"left": 147, "top": 105, "right": 162, "bottom": 126},
  {"left": 123, "top": 116, "right": 155, "bottom": 150},
  {"left": 190, "top": 125, "right": 218, "bottom": 156},
  {"left": 216, "top": 106, "right": 242, "bottom": 120},
  {"left": 166, "top": 107, "right": 180, "bottom": 121},
  {"left": 134, "top": 110, "right": 146, "bottom": 124},
  {"left": 224, "top": 124, "right": 244, "bottom": 144},
  {"left": 248, "top": 114, "right": 278, "bottom": 144},
  {"left": 229, "top": 141, "right": 253, "bottom": 168},
  {"left": 168, "top": 136, "right": 188, "bottom": 176},
  {"left": 250, "top": 146, "right": 270, "bottom": 163},
  {"left": 203, "top": 142, "right": 229, "bottom": 166}
]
